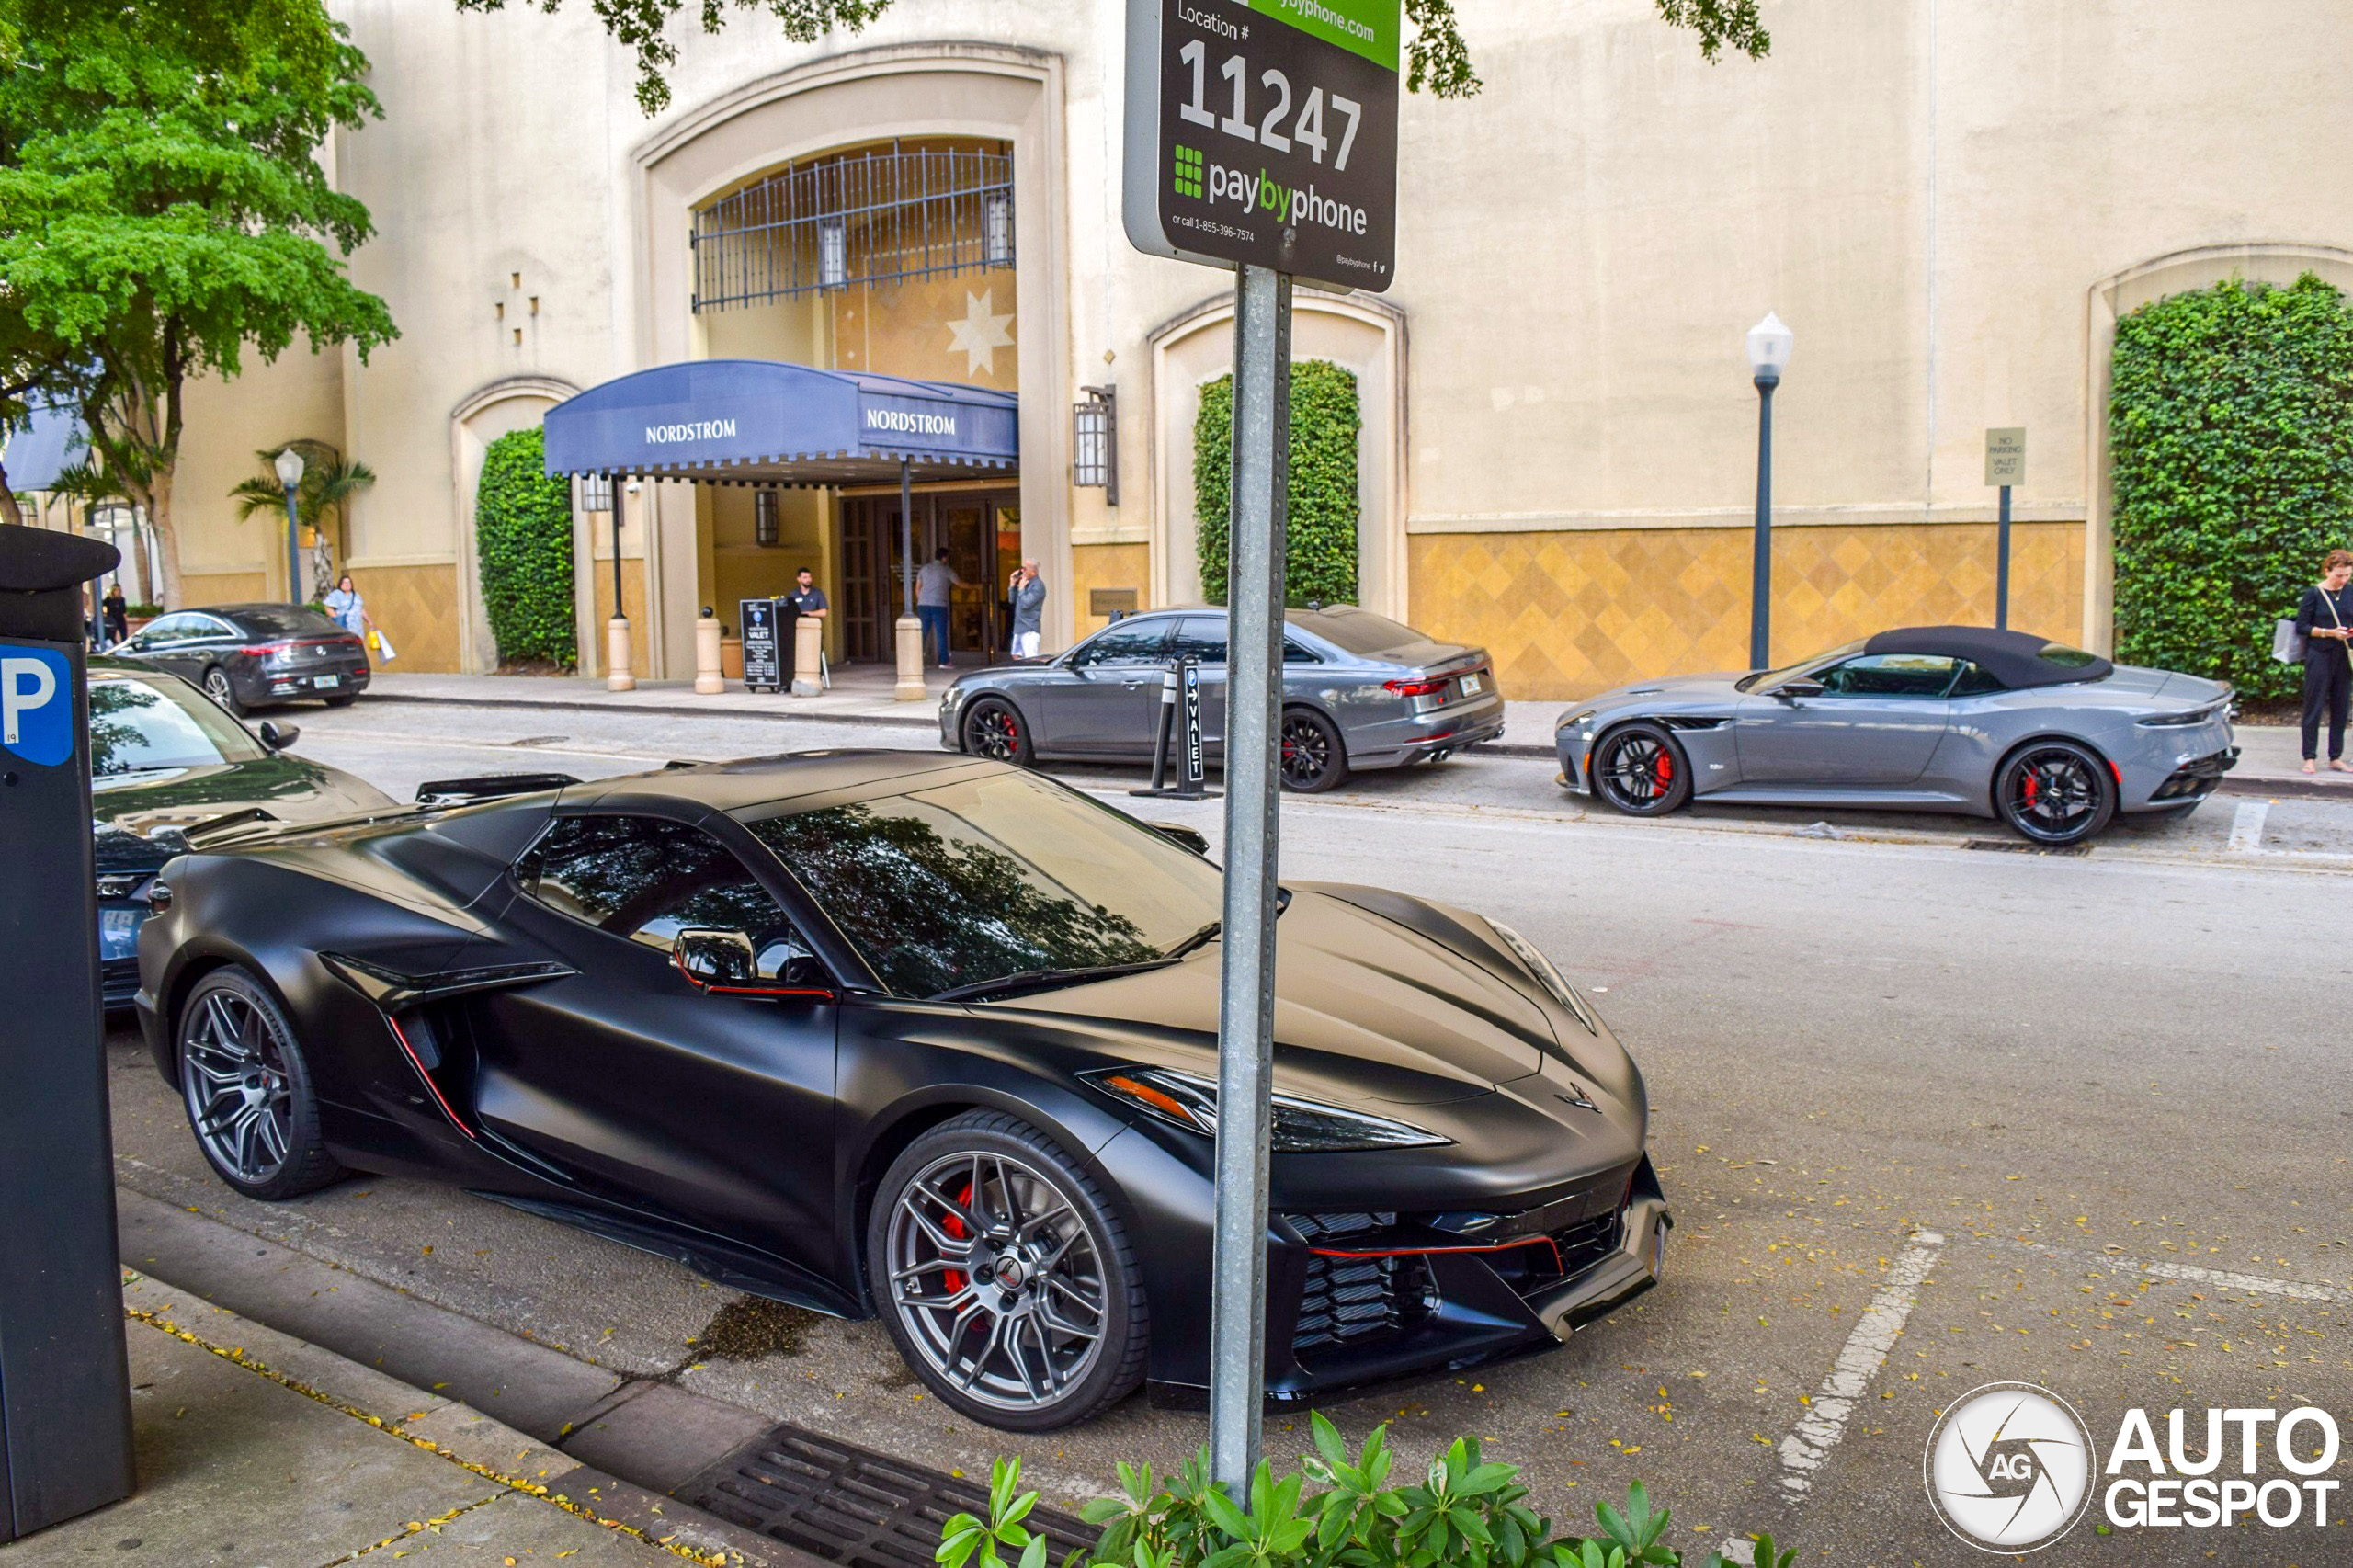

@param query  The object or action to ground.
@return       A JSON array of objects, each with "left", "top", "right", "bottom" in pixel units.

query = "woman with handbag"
[{"left": 2293, "top": 549, "right": 2353, "bottom": 773}]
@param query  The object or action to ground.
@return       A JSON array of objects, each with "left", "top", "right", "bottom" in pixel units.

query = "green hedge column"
[
  {"left": 475, "top": 426, "right": 578, "bottom": 669},
  {"left": 2110, "top": 272, "right": 2353, "bottom": 699},
  {"left": 1196, "top": 360, "right": 1360, "bottom": 607}
]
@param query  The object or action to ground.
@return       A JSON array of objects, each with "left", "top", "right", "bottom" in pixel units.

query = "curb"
[
  {"left": 363, "top": 688, "right": 939, "bottom": 733},
  {"left": 118, "top": 1192, "right": 821, "bottom": 1568}
]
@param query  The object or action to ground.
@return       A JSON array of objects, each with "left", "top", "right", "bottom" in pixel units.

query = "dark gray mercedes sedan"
[{"left": 938, "top": 605, "right": 1504, "bottom": 790}]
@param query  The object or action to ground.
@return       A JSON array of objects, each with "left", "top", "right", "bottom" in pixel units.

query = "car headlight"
[
  {"left": 1487, "top": 920, "right": 1601, "bottom": 1037},
  {"left": 1081, "top": 1065, "right": 1449, "bottom": 1152},
  {"left": 1558, "top": 710, "right": 1596, "bottom": 733}
]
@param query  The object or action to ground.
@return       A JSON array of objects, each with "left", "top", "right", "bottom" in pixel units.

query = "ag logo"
[
  {"left": 1923, "top": 1382, "right": 2094, "bottom": 1553},
  {"left": 1, "top": 647, "right": 72, "bottom": 767}
]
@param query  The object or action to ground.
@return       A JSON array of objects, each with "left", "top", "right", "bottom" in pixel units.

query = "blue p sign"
[{"left": 1, "top": 646, "right": 72, "bottom": 767}]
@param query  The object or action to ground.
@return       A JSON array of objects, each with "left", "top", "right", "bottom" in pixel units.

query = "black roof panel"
[
  {"left": 558, "top": 750, "right": 996, "bottom": 816},
  {"left": 1860, "top": 625, "right": 2112, "bottom": 688}
]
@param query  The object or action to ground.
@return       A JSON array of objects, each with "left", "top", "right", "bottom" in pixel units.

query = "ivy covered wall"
[
  {"left": 475, "top": 426, "right": 577, "bottom": 670},
  {"left": 1194, "top": 360, "right": 1360, "bottom": 608},
  {"left": 2110, "top": 273, "right": 2353, "bottom": 699}
]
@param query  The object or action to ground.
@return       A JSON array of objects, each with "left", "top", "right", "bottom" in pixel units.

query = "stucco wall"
[{"left": 128, "top": 0, "right": 2351, "bottom": 694}]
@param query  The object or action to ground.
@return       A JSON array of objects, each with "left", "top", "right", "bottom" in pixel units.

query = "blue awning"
[
  {"left": 1, "top": 403, "right": 89, "bottom": 494},
  {"left": 541, "top": 359, "right": 1017, "bottom": 486}
]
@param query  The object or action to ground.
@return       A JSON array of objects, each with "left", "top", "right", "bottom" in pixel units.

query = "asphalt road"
[{"left": 106, "top": 698, "right": 2353, "bottom": 1567}]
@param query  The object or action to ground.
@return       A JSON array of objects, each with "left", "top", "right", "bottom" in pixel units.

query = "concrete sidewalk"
[
  {"left": 358, "top": 669, "right": 2341, "bottom": 799},
  {"left": 1, "top": 1270, "right": 788, "bottom": 1567}
]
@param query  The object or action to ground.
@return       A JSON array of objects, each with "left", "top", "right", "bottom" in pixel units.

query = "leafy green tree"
[
  {"left": 0, "top": 0, "right": 398, "bottom": 605},
  {"left": 460, "top": 0, "right": 1768, "bottom": 115},
  {"left": 1195, "top": 361, "right": 1360, "bottom": 608}
]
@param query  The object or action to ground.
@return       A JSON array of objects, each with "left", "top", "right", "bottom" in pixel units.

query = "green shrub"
[
  {"left": 938, "top": 1417, "right": 1794, "bottom": 1568},
  {"left": 475, "top": 426, "right": 577, "bottom": 668},
  {"left": 1195, "top": 361, "right": 1361, "bottom": 608},
  {"left": 2110, "top": 272, "right": 2353, "bottom": 699}
]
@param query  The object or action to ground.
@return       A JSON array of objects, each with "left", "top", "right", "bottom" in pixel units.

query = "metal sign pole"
[
  {"left": 1207, "top": 261, "right": 1291, "bottom": 1491},
  {"left": 1995, "top": 483, "right": 2013, "bottom": 631}
]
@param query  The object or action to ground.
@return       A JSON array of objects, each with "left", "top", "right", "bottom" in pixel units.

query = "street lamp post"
[
  {"left": 1744, "top": 313, "right": 1793, "bottom": 672},
  {"left": 272, "top": 447, "right": 306, "bottom": 604}
]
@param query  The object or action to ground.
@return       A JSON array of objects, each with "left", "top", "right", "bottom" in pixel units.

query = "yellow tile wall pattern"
[
  {"left": 352, "top": 563, "right": 460, "bottom": 673},
  {"left": 1408, "top": 522, "right": 2086, "bottom": 701},
  {"left": 1068, "top": 543, "right": 1152, "bottom": 642}
]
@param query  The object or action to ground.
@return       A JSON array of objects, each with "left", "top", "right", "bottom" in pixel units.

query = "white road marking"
[
  {"left": 2228, "top": 800, "right": 2270, "bottom": 854},
  {"left": 1987, "top": 1235, "right": 2338, "bottom": 1303},
  {"left": 1775, "top": 1229, "right": 1944, "bottom": 1503}
]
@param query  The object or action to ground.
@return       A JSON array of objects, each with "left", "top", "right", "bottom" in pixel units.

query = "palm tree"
[{"left": 230, "top": 440, "right": 377, "bottom": 599}]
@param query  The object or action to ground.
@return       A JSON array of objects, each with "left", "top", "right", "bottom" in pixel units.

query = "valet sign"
[{"left": 1122, "top": 0, "right": 1400, "bottom": 290}]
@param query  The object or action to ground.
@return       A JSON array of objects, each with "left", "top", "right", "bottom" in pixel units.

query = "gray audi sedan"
[{"left": 938, "top": 605, "right": 1504, "bottom": 790}]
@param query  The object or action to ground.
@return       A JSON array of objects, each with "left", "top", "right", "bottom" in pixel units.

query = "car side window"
[
  {"left": 515, "top": 814, "right": 820, "bottom": 980},
  {"left": 1813, "top": 653, "right": 1961, "bottom": 699},
  {"left": 1282, "top": 636, "right": 1322, "bottom": 664},
  {"left": 135, "top": 613, "right": 197, "bottom": 647},
  {"left": 1949, "top": 661, "right": 2006, "bottom": 698},
  {"left": 1168, "top": 617, "right": 1229, "bottom": 665},
  {"left": 1072, "top": 619, "right": 1173, "bottom": 668}
]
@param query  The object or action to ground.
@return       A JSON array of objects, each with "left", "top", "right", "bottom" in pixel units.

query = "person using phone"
[{"left": 2294, "top": 549, "right": 2353, "bottom": 774}]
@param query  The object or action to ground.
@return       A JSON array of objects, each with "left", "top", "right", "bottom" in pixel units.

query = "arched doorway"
[{"left": 450, "top": 375, "right": 579, "bottom": 674}]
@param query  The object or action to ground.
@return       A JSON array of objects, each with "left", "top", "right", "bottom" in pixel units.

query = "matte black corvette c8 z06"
[{"left": 136, "top": 753, "right": 1665, "bottom": 1429}]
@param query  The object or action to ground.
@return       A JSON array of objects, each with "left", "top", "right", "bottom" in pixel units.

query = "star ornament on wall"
[{"left": 944, "top": 288, "right": 1016, "bottom": 378}]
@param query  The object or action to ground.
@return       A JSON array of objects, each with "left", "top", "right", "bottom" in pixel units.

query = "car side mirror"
[
  {"left": 673, "top": 927, "right": 835, "bottom": 999},
  {"left": 257, "top": 720, "right": 300, "bottom": 751},
  {"left": 1148, "top": 823, "right": 1211, "bottom": 856},
  {"left": 1770, "top": 678, "right": 1824, "bottom": 700},
  {"left": 674, "top": 927, "right": 757, "bottom": 988}
]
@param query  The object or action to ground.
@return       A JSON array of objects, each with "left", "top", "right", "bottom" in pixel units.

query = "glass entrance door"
[{"left": 839, "top": 489, "right": 1016, "bottom": 665}]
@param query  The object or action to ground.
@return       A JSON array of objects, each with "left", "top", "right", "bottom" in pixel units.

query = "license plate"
[
  {"left": 1460, "top": 673, "right": 1483, "bottom": 696},
  {"left": 100, "top": 907, "right": 145, "bottom": 960},
  {"left": 314, "top": 674, "right": 339, "bottom": 688}
]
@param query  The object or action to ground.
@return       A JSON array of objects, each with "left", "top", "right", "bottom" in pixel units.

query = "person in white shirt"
[{"left": 915, "top": 549, "right": 961, "bottom": 669}]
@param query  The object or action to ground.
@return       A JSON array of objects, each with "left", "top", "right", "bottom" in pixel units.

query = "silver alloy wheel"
[
  {"left": 203, "top": 668, "right": 236, "bottom": 708},
  {"left": 883, "top": 1148, "right": 1108, "bottom": 1414},
  {"left": 181, "top": 987, "right": 294, "bottom": 1183}
]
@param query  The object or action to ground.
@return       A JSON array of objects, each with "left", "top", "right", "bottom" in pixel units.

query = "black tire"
[
  {"left": 201, "top": 665, "right": 244, "bottom": 716},
  {"left": 961, "top": 697, "right": 1035, "bottom": 766},
  {"left": 324, "top": 693, "right": 358, "bottom": 708},
  {"left": 176, "top": 967, "right": 345, "bottom": 1200},
  {"left": 1591, "top": 722, "right": 1693, "bottom": 816},
  {"left": 1279, "top": 707, "right": 1348, "bottom": 792},
  {"left": 1995, "top": 739, "right": 2116, "bottom": 846},
  {"left": 866, "top": 1110, "right": 1147, "bottom": 1431}
]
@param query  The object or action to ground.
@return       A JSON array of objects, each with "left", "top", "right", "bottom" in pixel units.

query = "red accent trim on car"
[
  {"left": 670, "top": 945, "right": 836, "bottom": 1000},
  {"left": 1310, "top": 1234, "right": 1569, "bottom": 1272},
  {"left": 385, "top": 1014, "right": 475, "bottom": 1140}
]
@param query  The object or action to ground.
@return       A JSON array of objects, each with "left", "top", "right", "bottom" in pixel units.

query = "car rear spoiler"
[{"left": 413, "top": 772, "right": 581, "bottom": 806}]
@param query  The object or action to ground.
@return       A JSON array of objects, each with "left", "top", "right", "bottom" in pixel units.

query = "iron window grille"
[
  {"left": 692, "top": 142, "right": 1016, "bottom": 312},
  {"left": 1074, "top": 385, "right": 1118, "bottom": 506},
  {"left": 755, "top": 489, "right": 780, "bottom": 548}
]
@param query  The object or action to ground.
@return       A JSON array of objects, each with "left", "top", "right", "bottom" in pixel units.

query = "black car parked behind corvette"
[
  {"left": 112, "top": 602, "right": 369, "bottom": 715},
  {"left": 137, "top": 753, "right": 1666, "bottom": 1429}
]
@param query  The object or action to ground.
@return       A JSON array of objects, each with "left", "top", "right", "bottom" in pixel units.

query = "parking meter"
[{"left": 0, "top": 523, "right": 134, "bottom": 1540}]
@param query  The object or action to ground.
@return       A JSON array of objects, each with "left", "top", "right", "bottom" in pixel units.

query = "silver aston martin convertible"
[{"left": 1555, "top": 627, "right": 2235, "bottom": 845}]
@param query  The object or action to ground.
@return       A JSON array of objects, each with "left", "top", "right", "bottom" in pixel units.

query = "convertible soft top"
[{"left": 1861, "top": 626, "right": 2113, "bottom": 688}]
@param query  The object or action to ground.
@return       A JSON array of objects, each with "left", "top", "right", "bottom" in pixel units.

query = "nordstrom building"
[{"left": 74, "top": 0, "right": 2353, "bottom": 697}]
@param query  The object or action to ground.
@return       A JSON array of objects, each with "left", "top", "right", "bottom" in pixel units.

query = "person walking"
[
  {"left": 323, "top": 574, "right": 369, "bottom": 639},
  {"left": 915, "top": 547, "right": 961, "bottom": 669},
  {"left": 2295, "top": 549, "right": 2353, "bottom": 774},
  {"left": 1008, "top": 559, "right": 1046, "bottom": 660},
  {"left": 100, "top": 582, "right": 129, "bottom": 647}
]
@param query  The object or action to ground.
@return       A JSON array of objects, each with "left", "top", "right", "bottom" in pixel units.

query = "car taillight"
[
  {"left": 1384, "top": 676, "right": 1449, "bottom": 698},
  {"left": 246, "top": 641, "right": 293, "bottom": 659}
]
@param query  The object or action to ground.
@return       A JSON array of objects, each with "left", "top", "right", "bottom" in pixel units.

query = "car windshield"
[
  {"left": 88, "top": 674, "right": 265, "bottom": 775},
  {"left": 1291, "top": 607, "right": 1427, "bottom": 656},
  {"left": 1734, "top": 640, "right": 1865, "bottom": 692},
  {"left": 747, "top": 770, "right": 1223, "bottom": 998},
  {"left": 227, "top": 605, "right": 344, "bottom": 637}
]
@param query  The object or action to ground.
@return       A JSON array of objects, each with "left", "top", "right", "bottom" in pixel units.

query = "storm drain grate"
[
  {"left": 1963, "top": 838, "right": 2091, "bottom": 857},
  {"left": 682, "top": 1423, "right": 1096, "bottom": 1568}
]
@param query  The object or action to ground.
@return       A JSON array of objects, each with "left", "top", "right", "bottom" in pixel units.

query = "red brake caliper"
[
  {"left": 940, "top": 1181, "right": 972, "bottom": 1294},
  {"left": 1655, "top": 749, "right": 1674, "bottom": 786},
  {"left": 2023, "top": 772, "right": 2040, "bottom": 807}
]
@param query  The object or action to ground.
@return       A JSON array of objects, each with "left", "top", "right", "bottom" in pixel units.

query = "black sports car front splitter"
[{"left": 1147, "top": 1154, "right": 1670, "bottom": 1410}]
